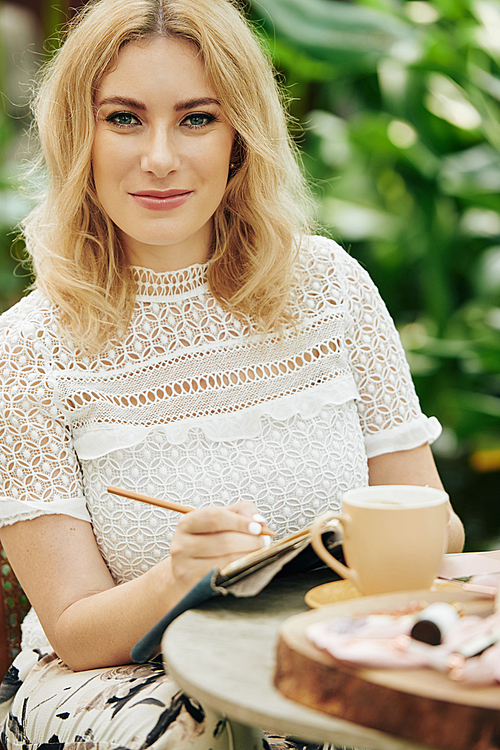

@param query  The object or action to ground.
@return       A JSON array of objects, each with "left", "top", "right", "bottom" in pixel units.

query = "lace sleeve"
[
  {"left": 334, "top": 244, "right": 441, "bottom": 457},
  {"left": 0, "top": 303, "right": 90, "bottom": 527}
]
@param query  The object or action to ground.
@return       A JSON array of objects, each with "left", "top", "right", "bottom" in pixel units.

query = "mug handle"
[{"left": 310, "top": 511, "right": 360, "bottom": 590}]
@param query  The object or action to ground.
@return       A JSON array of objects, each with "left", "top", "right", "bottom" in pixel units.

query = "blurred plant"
[
  {"left": 0, "top": 0, "right": 71, "bottom": 312},
  {"left": 249, "top": 0, "right": 500, "bottom": 548},
  {"left": 0, "top": 7, "right": 32, "bottom": 310}
]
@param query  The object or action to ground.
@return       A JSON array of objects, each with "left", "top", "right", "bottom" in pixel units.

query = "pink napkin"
[
  {"left": 307, "top": 614, "right": 426, "bottom": 668},
  {"left": 306, "top": 610, "right": 500, "bottom": 684},
  {"left": 439, "top": 553, "right": 500, "bottom": 579}
]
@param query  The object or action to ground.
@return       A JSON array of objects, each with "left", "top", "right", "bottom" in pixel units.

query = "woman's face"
[{"left": 92, "top": 36, "right": 235, "bottom": 272}]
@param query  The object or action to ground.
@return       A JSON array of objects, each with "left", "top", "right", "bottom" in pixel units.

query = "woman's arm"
[
  {"left": 329, "top": 245, "right": 464, "bottom": 553},
  {"left": 0, "top": 504, "right": 266, "bottom": 671},
  {"left": 368, "top": 442, "right": 465, "bottom": 553}
]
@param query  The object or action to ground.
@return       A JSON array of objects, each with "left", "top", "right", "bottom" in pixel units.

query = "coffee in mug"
[{"left": 311, "top": 485, "right": 448, "bottom": 595}]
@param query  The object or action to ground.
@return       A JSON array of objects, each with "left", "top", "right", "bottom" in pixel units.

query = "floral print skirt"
[{"left": 0, "top": 649, "right": 338, "bottom": 750}]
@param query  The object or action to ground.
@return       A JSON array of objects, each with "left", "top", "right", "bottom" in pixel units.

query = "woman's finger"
[
  {"left": 226, "top": 501, "right": 259, "bottom": 518},
  {"left": 172, "top": 527, "right": 266, "bottom": 559},
  {"left": 176, "top": 505, "right": 267, "bottom": 537},
  {"left": 227, "top": 501, "right": 273, "bottom": 531},
  {"left": 170, "top": 505, "right": 271, "bottom": 591}
]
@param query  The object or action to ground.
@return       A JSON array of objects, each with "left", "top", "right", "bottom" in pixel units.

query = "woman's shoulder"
[
  {"left": 300, "top": 234, "right": 361, "bottom": 268},
  {"left": 298, "top": 234, "right": 367, "bottom": 287}
]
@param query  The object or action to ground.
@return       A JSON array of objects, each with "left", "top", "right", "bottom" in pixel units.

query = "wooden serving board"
[{"left": 275, "top": 588, "right": 500, "bottom": 750}]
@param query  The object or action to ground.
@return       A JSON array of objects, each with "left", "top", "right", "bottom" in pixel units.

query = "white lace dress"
[
  {"left": 0, "top": 236, "right": 440, "bottom": 750},
  {"left": 0, "top": 235, "right": 440, "bottom": 648}
]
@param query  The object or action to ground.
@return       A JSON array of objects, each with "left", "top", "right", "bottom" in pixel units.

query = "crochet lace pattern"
[{"left": 0, "top": 236, "right": 440, "bottom": 593}]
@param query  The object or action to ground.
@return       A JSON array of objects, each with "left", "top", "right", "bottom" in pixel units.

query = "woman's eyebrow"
[
  {"left": 95, "top": 95, "right": 221, "bottom": 112},
  {"left": 96, "top": 95, "right": 146, "bottom": 110},
  {"left": 174, "top": 97, "right": 221, "bottom": 111}
]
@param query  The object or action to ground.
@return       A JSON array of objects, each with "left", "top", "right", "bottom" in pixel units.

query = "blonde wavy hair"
[{"left": 23, "top": 0, "right": 313, "bottom": 353}]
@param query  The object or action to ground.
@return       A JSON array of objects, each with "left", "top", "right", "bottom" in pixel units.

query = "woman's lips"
[{"left": 130, "top": 190, "right": 193, "bottom": 211}]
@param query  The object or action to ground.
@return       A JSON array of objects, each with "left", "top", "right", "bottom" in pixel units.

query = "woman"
[{"left": 0, "top": 0, "right": 464, "bottom": 748}]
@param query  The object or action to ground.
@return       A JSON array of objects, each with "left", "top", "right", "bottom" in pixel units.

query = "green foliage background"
[{"left": 1, "top": 0, "right": 499, "bottom": 548}]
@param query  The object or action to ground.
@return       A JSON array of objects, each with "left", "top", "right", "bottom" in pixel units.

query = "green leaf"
[
  {"left": 453, "top": 391, "right": 500, "bottom": 417},
  {"left": 252, "top": 0, "right": 418, "bottom": 68},
  {"left": 439, "top": 144, "right": 500, "bottom": 196}
]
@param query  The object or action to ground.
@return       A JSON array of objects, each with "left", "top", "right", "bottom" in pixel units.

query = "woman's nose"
[{"left": 140, "top": 129, "right": 180, "bottom": 177}]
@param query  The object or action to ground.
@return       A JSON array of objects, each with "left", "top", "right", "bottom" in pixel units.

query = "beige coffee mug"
[{"left": 311, "top": 485, "right": 448, "bottom": 595}]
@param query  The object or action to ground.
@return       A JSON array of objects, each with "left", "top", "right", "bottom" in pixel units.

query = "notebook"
[{"left": 131, "top": 520, "right": 343, "bottom": 663}]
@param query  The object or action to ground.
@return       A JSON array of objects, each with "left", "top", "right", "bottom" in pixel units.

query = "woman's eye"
[
  {"left": 183, "top": 113, "right": 216, "bottom": 129},
  {"left": 106, "top": 112, "right": 140, "bottom": 128}
]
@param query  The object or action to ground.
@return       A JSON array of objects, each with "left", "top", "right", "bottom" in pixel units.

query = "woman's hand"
[
  {"left": 0, "top": 506, "right": 272, "bottom": 671},
  {"left": 170, "top": 502, "right": 270, "bottom": 590},
  {"left": 0, "top": 507, "right": 270, "bottom": 671}
]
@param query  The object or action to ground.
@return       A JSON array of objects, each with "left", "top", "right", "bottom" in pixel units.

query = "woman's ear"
[{"left": 229, "top": 132, "right": 244, "bottom": 172}]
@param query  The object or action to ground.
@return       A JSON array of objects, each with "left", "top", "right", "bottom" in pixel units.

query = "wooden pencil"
[
  {"left": 108, "top": 485, "right": 194, "bottom": 514},
  {"left": 107, "top": 485, "right": 276, "bottom": 536}
]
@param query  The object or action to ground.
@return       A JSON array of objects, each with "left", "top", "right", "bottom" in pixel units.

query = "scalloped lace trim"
[
  {"left": 73, "top": 376, "right": 359, "bottom": 459},
  {"left": 0, "top": 496, "right": 91, "bottom": 524},
  {"left": 364, "top": 415, "right": 442, "bottom": 458}
]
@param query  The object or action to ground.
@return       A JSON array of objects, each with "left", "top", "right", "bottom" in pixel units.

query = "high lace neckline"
[{"left": 132, "top": 263, "right": 208, "bottom": 299}]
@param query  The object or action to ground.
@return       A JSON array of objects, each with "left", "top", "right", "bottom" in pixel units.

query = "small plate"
[
  {"left": 305, "top": 579, "right": 361, "bottom": 608},
  {"left": 305, "top": 578, "right": 461, "bottom": 609}
]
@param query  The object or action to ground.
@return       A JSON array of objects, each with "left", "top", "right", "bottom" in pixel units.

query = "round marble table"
[{"left": 162, "top": 569, "right": 435, "bottom": 749}]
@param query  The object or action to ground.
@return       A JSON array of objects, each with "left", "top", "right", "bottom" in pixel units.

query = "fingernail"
[
  {"left": 253, "top": 513, "right": 267, "bottom": 524},
  {"left": 248, "top": 521, "right": 262, "bottom": 535}
]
